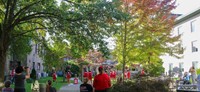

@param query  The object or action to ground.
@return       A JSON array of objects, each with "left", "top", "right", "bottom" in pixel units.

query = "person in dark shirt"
[
  {"left": 80, "top": 77, "right": 93, "bottom": 92},
  {"left": 2, "top": 80, "right": 14, "bottom": 92},
  {"left": 14, "top": 64, "right": 30, "bottom": 92},
  {"left": 46, "top": 80, "right": 57, "bottom": 92}
]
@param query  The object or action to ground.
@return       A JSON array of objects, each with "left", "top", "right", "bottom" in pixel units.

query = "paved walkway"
[{"left": 58, "top": 78, "right": 82, "bottom": 92}]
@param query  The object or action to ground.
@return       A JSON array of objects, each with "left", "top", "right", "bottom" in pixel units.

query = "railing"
[{"left": 177, "top": 84, "right": 199, "bottom": 92}]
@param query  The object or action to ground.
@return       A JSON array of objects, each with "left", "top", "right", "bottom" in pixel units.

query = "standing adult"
[
  {"left": 14, "top": 66, "right": 30, "bottom": 92},
  {"left": 83, "top": 71, "right": 88, "bottom": 78},
  {"left": 93, "top": 66, "right": 111, "bottom": 92},
  {"left": 189, "top": 66, "right": 197, "bottom": 84},
  {"left": 88, "top": 71, "right": 92, "bottom": 84},
  {"left": 80, "top": 78, "right": 93, "bottom": 92},
  {"left": 66, "top": 70, "right": 71, "bottom": 83},
  {"left": 10, "top": 69, "right": 15, "bottom": 84},
  {"left": 127, "top": 70, "right": 131, "bottom": 79}
]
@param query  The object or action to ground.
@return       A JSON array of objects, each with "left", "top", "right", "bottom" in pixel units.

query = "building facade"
[
  {"left": 26, "top": 42, "right": 44, "bottom": 74},
  {"left": 162, "top": 7, "right": 200, "bottom": 75}
]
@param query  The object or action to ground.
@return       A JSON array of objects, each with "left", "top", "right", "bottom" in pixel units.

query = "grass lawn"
[{"left": 10, "top": 77, "right": 70, "bottom": 92}]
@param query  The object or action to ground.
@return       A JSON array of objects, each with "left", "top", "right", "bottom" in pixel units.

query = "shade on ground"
[{"left": 58, "top": 78, "right": 82, "bottom": 92}]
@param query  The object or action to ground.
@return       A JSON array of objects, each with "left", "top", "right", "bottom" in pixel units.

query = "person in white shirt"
[{"left": 189, "top": 66, "right": 197, "bottom": 84}]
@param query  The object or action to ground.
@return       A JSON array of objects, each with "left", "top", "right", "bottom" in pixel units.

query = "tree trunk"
[
  {"left": 0, "top": 32, "right": 9, "bottom": 84},
  {"left": 0, "top": 50, "right": 6, "bottom": 84},
  {"left": 122, "top": 21, "right": 127, "bottom": 82}
]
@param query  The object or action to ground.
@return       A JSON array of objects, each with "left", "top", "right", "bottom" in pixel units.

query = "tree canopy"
[
  {"left": 112, "top": 0, "right": 182, "bottom": 77},
  {"left": 0, "top": 0, "right": 125, "bottom": 83}
]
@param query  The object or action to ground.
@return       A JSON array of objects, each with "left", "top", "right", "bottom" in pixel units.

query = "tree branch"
[
  {"left": 0, "top": 0, "right": 6, "bottom": 8},
  {"left": 8, "top": 0, "right": 16, "bottom": 25},
  {"left": 4, "top": 0, "right": 10, "bottom": 25},
  {"left": 13, "top": 27, "right": 47, "bottom": 38},
  {"left": 11, "top": 12, "right": 57, "bottom": 29},
  {"left": 13, "top": 1, "right": 41, "bottom": 21},
  {"left": 18, "top": 21, "right": 47, "bottom": 29}
]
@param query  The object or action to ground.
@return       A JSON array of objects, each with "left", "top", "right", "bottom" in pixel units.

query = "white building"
[
  {"left": 162, "top": 7, "right": 200, "bottom": 75},
  {"left": 27, "top": 42, "right": 44, "bottom": 74}
]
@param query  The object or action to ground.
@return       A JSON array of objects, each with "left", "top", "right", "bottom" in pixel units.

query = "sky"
[{"left": 173, "top": 0, "right": 200, "bottom": 15}]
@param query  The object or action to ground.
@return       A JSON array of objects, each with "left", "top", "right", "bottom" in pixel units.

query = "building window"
[
  {"left": 192, "top": 41, "right": 198, "bottom": 52},
  {"left": 35, "top": 44, "right": 38, "bottom": 54},
  {"left": 37, "top": 63, "right": 40, "bottom": 70},
  {"left": 192, "top": 61, "right": 198, "bottom": 69},
  {"left": 177, "top": 26, "right": 183, "bottom": 35},
  {"left": 169, "top": 63, "right": 173, "bottom": 76},
  {"left": 179, "top": 62, "right": 184, "bottom": 72},
  {"left": 169, "top": 63, "right": 173, "bottom": 71},
  {"left": 191, "top": 20, "right": 196, "bottom": 32}
]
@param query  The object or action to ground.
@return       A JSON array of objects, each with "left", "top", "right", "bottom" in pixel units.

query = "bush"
[
  {"left": 69, "top": 64, "right": 80, "bottom": 77},
  {"left": 109, "top": 77, "right": 172, "bottom": 92},
  {"left": 26, "top": 78, "right": 33, "bottom": 83},
  {"left": 196, "top": 68, "right": 200, "bottom": 75}
]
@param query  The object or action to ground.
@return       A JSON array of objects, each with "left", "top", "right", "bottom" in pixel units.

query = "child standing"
[
  {"left": 2, "top": 80, "right": 14, "bottom": 92},
  {"left": 52, "top": 71, "right": 57, "bottom": 82}
]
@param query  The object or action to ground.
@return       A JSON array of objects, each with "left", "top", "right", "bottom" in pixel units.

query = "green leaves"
[{"left": 112, "top": 0, "right": 181, "bottom": 76}]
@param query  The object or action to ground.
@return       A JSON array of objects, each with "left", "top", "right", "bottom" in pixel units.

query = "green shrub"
[
  {"left": 109, "top": 77, "right": 172, "bottom": 92},
  {"left": 196, "top": 68, "right": 200, "bottom": 75},
  {"left": 70, "top": 64, "right": 80, "bottom": 77},
  {"left": 26, "top": 78, "right": 33, "bottom": 83}
]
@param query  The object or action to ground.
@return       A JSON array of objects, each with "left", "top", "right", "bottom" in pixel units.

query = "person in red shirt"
[
  {"left": 93, "top": 66, "right": 111, "bottom": 92},
  {"left": 66, "top": 70, "right": 71, "bottom": 83},
  {"left": 84, "top": 71, "right": 88, "bottom": 78},
  {"left": 140, "top": 69, "right": 145, "bottom": 76},
  {"left": 127, "top": 70, "right": 131, "bottom": 79},
  {"left": 88, "top": 71, "right": 92, "bottom": 84},
  {"left": 52, "top": 71, "right": 57, "bottom": 82}
]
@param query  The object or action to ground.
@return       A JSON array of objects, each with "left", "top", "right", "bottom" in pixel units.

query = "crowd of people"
[
  {"left": 180, "top": 66, "right": 197, "bottom": 85},
  {"left": 1, "top": 62, "right": 57, "bottom": 92},
  {"left": 177, "top": 66, "right": 200, "bottom": 90},
  {"left": 2, "top": 62, "right": 136, "bottom": 92}
]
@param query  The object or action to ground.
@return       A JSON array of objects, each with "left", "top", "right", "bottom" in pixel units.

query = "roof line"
[{"left": 175, "top": 7, "right": 200, "bottom": 25}]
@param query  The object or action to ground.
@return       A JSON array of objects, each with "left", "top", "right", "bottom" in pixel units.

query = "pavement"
[{"left": 58, "top": 78, "right": 82, "bottom": 92}]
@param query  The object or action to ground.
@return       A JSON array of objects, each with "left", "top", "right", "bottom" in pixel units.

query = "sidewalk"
[{"left": 58, "top": 78, "right": 82, "bottom": 92}]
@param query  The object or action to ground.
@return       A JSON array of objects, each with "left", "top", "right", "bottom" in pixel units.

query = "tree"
[
  {"left": 57, "top": 0, "right": 125, "bottom": 58},
  {"left": 9, "top": 36, "right": 32, "bottom": 61},
  {"left": 86, "top": 50, "right": 105, "bottom": 64},
  {"left": 0, "top": 0, "right": 125, "bottom": 84},
  {"left": 41, "top": 0, "right": 126, "bottom": 68},
  {"left": 112, "top": 0, "right": 181, "bottom": 79},
  {"left": 0, "top": 0, "right": 63, "bottom": 83}
]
